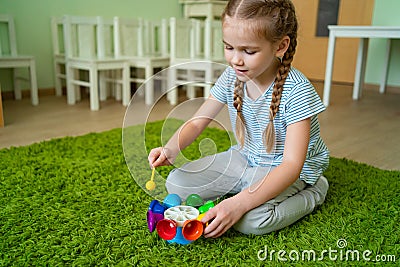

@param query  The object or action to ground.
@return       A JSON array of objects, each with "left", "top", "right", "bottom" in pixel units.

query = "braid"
[
  {"left": 233, "top": 78, "right": 246, "bottom": 147},
  {"left": 263, "top": 1, "right": 298, "bottom": 153},
  {"left": 264, "top": 35, "right": 297, "bottom": 152}
]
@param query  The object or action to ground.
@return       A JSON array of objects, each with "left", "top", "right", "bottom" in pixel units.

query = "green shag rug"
[{"left": 0, "top": 119, "right": 399, "bottom": 266}]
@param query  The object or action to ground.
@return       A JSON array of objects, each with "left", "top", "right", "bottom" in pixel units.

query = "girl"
[{"left": 148, "top": 0, "right": 329, "bottom": 238}]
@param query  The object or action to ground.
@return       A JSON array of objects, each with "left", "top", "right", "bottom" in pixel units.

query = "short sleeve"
[
  {"left": 284, "top": 81, "right": 326, "bottom": 125},
  {"left": 210, "top": 67, "right": 234, "bottom": 104}
]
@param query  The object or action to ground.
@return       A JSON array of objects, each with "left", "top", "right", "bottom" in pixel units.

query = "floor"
[{"left": 1, "top": 81, "right": 399, "bottom": 171}]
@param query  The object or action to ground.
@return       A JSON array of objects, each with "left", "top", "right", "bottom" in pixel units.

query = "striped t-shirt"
[{"left": 210, "top": 66, "right": 329, "bottom": 185}]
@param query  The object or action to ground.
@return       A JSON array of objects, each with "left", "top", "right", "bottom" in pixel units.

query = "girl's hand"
[
  {"left": 148, "top": 147, "right": 177, "bottom": 168},
  {"left": 200, "top": 195, "right": 248, "bottom": 238}
]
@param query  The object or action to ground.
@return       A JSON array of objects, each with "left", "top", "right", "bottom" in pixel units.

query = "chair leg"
[
  {"left": 29, "top": 59, "right": 39, "bottom": 105},
  {"left": 167, "top": 67, "right": 178, "bottom": 105},
  {"left": 160, "top": 67, "right": 168, "bottom": 95},
  {"left": 66, "top": 65, "right": 76, "bottom": 105},
  {"left": 99, "top": 70, "right": 108, "bottom": 101},
  {"left": 145, "top": 65, "right": 154, "bottom": 105},
  {"left": 54, "top": 62, "right": 63, "bottom": 96},
  {"left": 122, "top": 64, "right": 130, "bottom": 106},
  {"left": 89, "top": 68, "right": 99, "bottom": 111},
  {"left": 74, "top": 69, "right": 81, "bottom": 102},
  {"left": 204, "top": 68, "right": 212, "bottom": 99},
  {"left": 186, "top": 69, "right": 196, "bottom": 99},
  {"left": 114, "top": 69, "right": 122, "bottom": 101}
]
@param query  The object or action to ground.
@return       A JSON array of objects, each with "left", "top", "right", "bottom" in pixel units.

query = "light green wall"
[
  {"left": 2, "top": 0, "right": 399, "bottom": 92},
  {"left": 365, "top": 0, "right": 400, "bottom": 86},
  {"left": 0, "top": 0, "right": 182, "bottom": 92}
]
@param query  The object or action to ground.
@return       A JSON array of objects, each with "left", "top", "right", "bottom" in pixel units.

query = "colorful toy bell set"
[{"left": 146, "top": 193, "right": 214, "bottom": 245}]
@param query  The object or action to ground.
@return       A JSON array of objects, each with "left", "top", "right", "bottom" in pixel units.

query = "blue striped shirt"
[{"left": 210, "top": 66, "right": 329, "bottom": 185}]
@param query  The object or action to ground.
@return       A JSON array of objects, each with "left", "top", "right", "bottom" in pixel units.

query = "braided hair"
[{"left": 222, "top": 0, "right": 298, "bottom": 153}]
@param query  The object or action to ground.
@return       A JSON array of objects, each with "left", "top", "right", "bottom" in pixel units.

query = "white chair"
[
  {"left": 0, "top": 14, "right": 38, "bottom": 105},
  {"left": 167, "top": 17, "right": 226, "bottom": 105},
  {"left": 113, "top": 17, "right": 170, "bottom": 105},
  {"left": 63, "top": 15, "right": 130, "bottom": 111},
  {"left": 51, "top": 16, "right": 67, "bottom": 97}
]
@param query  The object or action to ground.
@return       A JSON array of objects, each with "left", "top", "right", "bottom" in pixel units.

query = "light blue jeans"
[{"left": 166, "top": 149, "right": 329, "bottom": 235}]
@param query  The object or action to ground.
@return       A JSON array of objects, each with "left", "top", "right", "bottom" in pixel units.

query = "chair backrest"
[
  {"left": 51, "top": 17, "right": 65, "bottom": 57},
  {"left": 0, "top": 14, "right": 18, "bottom": 57},
  {"left": 113, "top": 17, "right": 144, "bottom": 58},
  {"left": 170, "top": 17, "right": 205, "bottom": 62},
  {"left": 204, "top": 19, "right": 224, "bottom": 61},
  {"left": 63, "top": 15, "right": 96, "bottom": 59},
  {"left": 63, "top": 15, "right": 114, "bottom": 60},
  {"left": 170, "top": 17, "right": 224, "bottom": 62},
  {"left": 98, "top": 17, "right": 115, "bottom": 59},
  {"left": 143, "top": 19, "right": 169, "bottom": 57},
  {"left": 114, "top": 17, "right": 168, "bottom": 58}
]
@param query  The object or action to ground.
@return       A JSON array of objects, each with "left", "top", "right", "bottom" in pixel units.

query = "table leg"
[
  {"left": 353, "top": 38, "right": 369, "bottom": 100},
  {"left": 29, "top": 59, "right": 39, "bottom": 105},
  {"left": 0, "top": 85, "right": 4, "bottom": 128},
  {"left": 323, "top": 33, "right": 336, "bottom": 107},
  {"left": 380, "top": 39, "right": 392, "bottom": 94}
]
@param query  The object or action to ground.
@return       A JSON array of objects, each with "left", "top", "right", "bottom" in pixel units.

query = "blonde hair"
[{"left": 222, "top": 0, "right": 298, "bottom": 153}]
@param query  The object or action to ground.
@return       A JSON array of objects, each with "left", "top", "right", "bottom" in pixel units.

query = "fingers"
[
  {"left": 147, "top": 152, "right": 157, "bottom": 168},
  {"left": 200, "top": 207, "right": 215, "bottom": 225},
  {"left": 201, "top": 207, "right": 231, "bottom": 238},
  {"left": 203, "top": 217, "right": 230, "bottom": 238},
  {"left": 148, "top": 147, "right": 165, "bottom": 168},
  {"left": 151, "top": 155, "right": 163, "bottom": 168},
  {"left": 149, "top": 147, "right": 177, "bottom": 168}
]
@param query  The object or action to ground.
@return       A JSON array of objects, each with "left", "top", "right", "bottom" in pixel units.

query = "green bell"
[
  {"left": 198, "top": 200, "right": 214, "bottom": 214},
  {"left": 185, "top": 194, "right": 204, "bottom": 207}
]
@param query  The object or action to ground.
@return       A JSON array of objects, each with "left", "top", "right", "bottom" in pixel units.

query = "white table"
[
  {"left": 179, "top": 0, "right": 228, "bottom": 20},
  {"left": 323, "top": 26, "right": 400, "bottom": 106}
]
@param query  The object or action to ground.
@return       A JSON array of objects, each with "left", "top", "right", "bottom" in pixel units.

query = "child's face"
[{"left": 222, "top": 17, "right": 279, "bottom": 85}]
